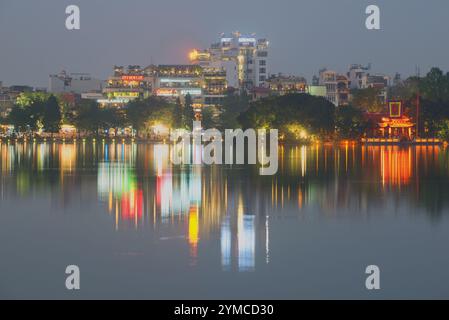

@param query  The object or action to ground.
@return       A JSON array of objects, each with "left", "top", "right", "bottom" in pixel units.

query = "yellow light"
[
  {"left": 189, "top": 49, "right": 199, "bottom": 61},
  {"left": 152, "top": 123, "right": 169, "bottom": 135}
]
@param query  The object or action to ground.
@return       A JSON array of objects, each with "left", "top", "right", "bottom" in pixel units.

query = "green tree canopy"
[
  {"left": 173, "top": 97, "right": 183, "bottom": 129},
  {"left": 351, "top": 87, "right": 385, "bottom": 113},
  {"left": 335, "top": 105, "right": 368, "bottom": 139},
  {"left": 182, "top": 93, "right": 195, "bottom": 130},
  {"left": 15, "top": 92, "right": 50, "bottom": 107},
  {"left": 125, "top": 97, "right": 173, "bottom": 136},
  {"left": 74, "top": 100, "right": 103, "bottom": 135},
  {"left": 42, "top": 95, "right": 62, "bottom": 133},
  {"left": 238, "top": 93, "right": 335, "bottom": 141},
  {"left": 388, "top": 67, "right": 449, "bottom": 138},
  {"left": 218, "top": 89, "right": 250, "bottom": 129}
]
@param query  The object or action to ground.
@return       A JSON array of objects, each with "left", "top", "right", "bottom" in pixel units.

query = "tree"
[
  {"left": 8, "top": 106, "right": 29, "bottom": 133},
  {"left": 126, "top": 99, "right": 148, "bottom": 137},
  {"left": 420, "top": 67, "right": 449, "bottom": 102},
  {"left": 351, "top": 87, "right": 385, "bottom": 113},
  {"left": 74, "top": 100, "right": 103, "bottom": 136},
  {"left": 436, "top": 119, "right": 449, "bottom": 142},
  {"left": 335, "top": 105, "right": 368, "bottom": 139},
  {"left": 201, "top": 106, "right": 219, "bottom": 129},
  {"left": 173, "top": 97, "right": 183, "bottom": 129},
  {"left": 8, "top": 99, "right": 44, "bottom": 134},
  {"left": 219, "top": 90, "right": 250, "bottom": 129},
  {"left": 15, "top": 92, "right": 50, "bottom": 107},
  {"left": 182, "top": 93, "right": 195, "bottom": 130},
  {"left": 99, "top": 108, "right": 125, "bottom": 135},
  {"left": 239, "top": 93, "right": 335, "bottom": 142},
  {"left": 42, "top": 95, "right": 62, "bottom": 133},
  {"left": 125, "top": 97, "right": 173, "bottom": 137}
]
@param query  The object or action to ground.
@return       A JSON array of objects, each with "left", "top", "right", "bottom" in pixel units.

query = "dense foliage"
[
  {"left": 238, "top": 93, "right": 336, "bottom": 142},
  {"left": 6, "top": 67, "right": 449, "bottom": 141}
]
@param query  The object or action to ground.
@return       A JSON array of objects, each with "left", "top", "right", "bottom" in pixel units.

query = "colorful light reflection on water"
[{"left": 2, "top": 142, "right": 449, "bottom": 298}]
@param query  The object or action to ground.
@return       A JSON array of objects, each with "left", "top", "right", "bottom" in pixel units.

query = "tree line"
[
  {"left": 3, "top": 92, "right": 196, "bottom": 137},
  {"left": 4, "top": 67, "right": 449, "bottom": 141},
  {"left": 237, "top": 67, "right": 449, "bottom": 142}
]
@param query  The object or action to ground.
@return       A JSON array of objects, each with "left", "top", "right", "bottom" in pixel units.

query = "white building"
[
  {"left": 49, "top": 70, "right": 104, "bottom": 94},
  {"left": 319, "top": 69, "right": 338, "bottom": 106},
  {"left": 361, "top": 74, "right": 390, "bottom": 104},
  {"left": 190, "top": 32, "right": 269, "bottom": 91},
  {"left": 347, "top": 64, "right": 390, "bottom": 104},
  {"left": 348, "top": 64, "right": 371, "bottom": 89}
]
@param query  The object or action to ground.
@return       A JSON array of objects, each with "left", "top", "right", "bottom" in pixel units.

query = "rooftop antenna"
[{"left": 415, "top": 65, "right": 421, "bottom": 78}]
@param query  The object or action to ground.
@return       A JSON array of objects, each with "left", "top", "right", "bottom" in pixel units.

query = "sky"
[{"left": 1, "top": 0, "right": 449, "bottom": 87}]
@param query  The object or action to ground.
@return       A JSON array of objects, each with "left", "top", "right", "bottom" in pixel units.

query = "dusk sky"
[{"left": 1, "top": 0, "right": 448, "bottom": 87}]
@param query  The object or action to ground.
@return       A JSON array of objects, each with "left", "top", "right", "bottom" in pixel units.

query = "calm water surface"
[{"left": 1, "top": 142, "right": 449, "bottom": 299}]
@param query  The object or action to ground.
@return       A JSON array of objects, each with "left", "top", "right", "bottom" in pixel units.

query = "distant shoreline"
[{"left": 0, "top": 136, "right": 445, "bottom": 146}]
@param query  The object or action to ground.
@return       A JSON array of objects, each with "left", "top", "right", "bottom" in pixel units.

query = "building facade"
[
  {"left": 319, "top": 69, "right": 338, "bottom": 105},
  {"left": 348, "top": 64, "right": 371, "bottom": 89},
  {"left": 361, "top": 74, "right": 390, "bottom": 104},
  {"left": 347, "top": 64, "right": 390, "bottom": 105},
  {"left": 267, "top": 74, "right": 307, "bottom": 96},
  {"left": 190, "top": 32, "right": 269, "bottom": 91},
  {"left": 153, "top": 64, "right": 203, "bottom": 110},
  {"left": 49, "top": 70, "right": 104, "bottom": 95},
  {"left": 101, "top": 65, "right": 153, "bottom": 107}
]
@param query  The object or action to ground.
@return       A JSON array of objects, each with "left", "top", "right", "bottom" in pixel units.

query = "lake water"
[{"left": 1, "top": 142, "right": 449, "bottom": 299}]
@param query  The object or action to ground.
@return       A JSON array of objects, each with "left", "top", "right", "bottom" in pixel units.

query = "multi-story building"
[
  {"left": 101, "top": 65, "right": 153, "bottom": 107},
  {"left": 100, "top": 64, "right": 228, "bottom": 110},
  {"left": 49, "top": 70, "right": 104, "bottom": 94},
  {"left": 267, "top": 74, "right": 307, "bottom": 96},
  {"left": 319, "top": 69, "right": 338, "bottom": 106},
  {"left": 202, "top": 68, "right": 227, "bottom": 107},
  {"left": 336, "top": 75, "right": 350, "bottom": 106},
  {"left": 361, "top": 74, "right": 390, "bottom": 104},
  {"left": 318, "top": 69, "right": 350, "bottom": 106},
  {"left": 348, "top": 64, "right": 371, "bottom": 89},
  {"left": 153, "top": 64, "right": 203, "bottom": 110},
  {"left": 189, "top": 32, "right": 269, "bottom": 91},
  {"left": 347, "top": 64, "right": 389, "bottom": 104},
  {"left": 151, "top": 64, "right": 227, "bottom": 109}
]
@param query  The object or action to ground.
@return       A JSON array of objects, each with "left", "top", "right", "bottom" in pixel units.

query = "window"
[
  {"left": 259, "top": 60, "right": 266, "bottom": 66},
  {"left": 259, "top": 68, "right": 266, "bottom": 74},
  {"left": 259, "top": 76, "right": 266, "bottom": 82},
  {"left": 257, "top": 51, "right": 268, "bottom": 57}
]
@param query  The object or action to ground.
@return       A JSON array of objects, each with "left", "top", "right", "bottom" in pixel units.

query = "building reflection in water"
[
  {"left": 379, "top": 146, "right": 412, "bottom": 187},
  {"left": 220, "top": 195, "right": 258, "bottom": 272},
  {"left": 1, "top": 141, "right": 448, "bottom": 270}
]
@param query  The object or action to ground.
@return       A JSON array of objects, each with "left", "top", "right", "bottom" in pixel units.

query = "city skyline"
[{"left": 1, "top": 0, "right": 449, "bottom": 87}]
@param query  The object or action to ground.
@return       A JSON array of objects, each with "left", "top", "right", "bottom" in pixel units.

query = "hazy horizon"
[{"left": 1, "top": 0, "right": 449, "bottom": 87}]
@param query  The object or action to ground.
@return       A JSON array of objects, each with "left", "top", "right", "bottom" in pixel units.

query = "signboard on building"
[
  {"left": 155, "top": 88, "right": 178, "bottom": 97},
  {"left": 121, "top": 75, "right": 144, "bottom": 81},
  {"left": 389, "top": 101, "right": 402, "bottom": 118}
]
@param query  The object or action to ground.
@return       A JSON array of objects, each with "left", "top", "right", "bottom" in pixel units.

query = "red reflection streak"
[{"left": 120, "top": 189, "right": 143, "bottom": 221}]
